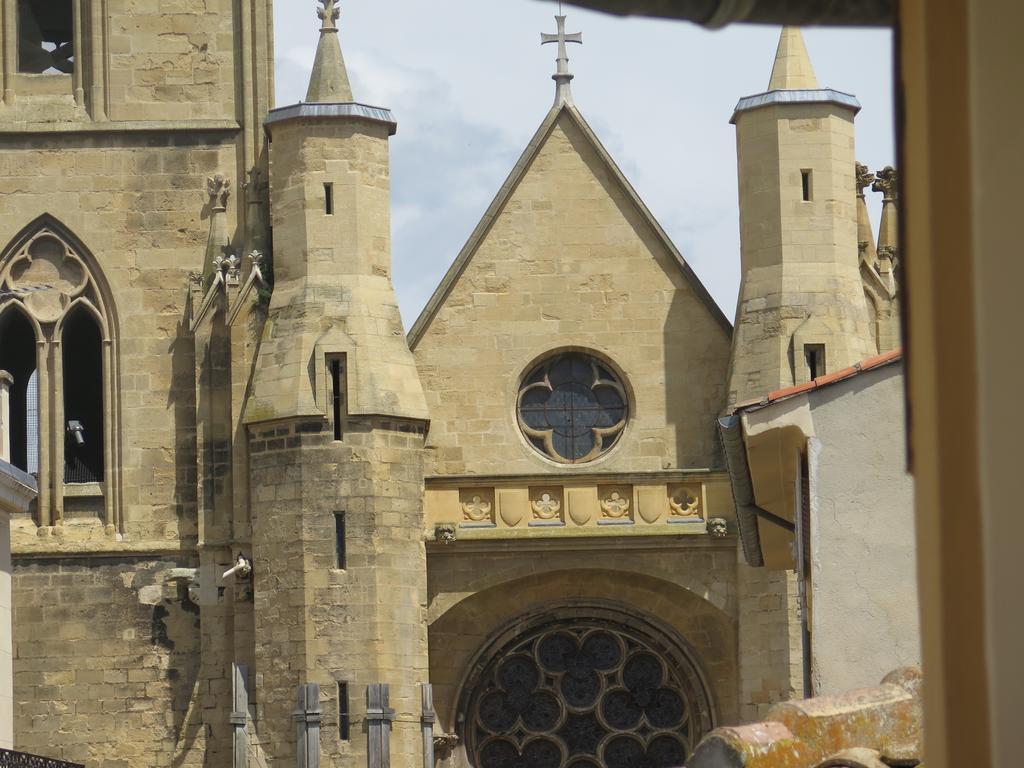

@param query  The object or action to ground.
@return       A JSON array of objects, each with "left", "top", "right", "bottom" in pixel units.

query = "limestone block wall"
[
  {"left": 734, "top": 562, "right": 803, "bottom": 722},
  {"left": 105, "top": 0, "right": 243, "bottom": 122},
  {"left": 413, "top": 113, "right": 732, "bottom": 478},
  {"left": 12, "top": 557, "right": 204, "bottom": 767},
  {"left": 0, "top": 134, "right": 240, "bottom": 546},
  {"left": 248, "top": 417, "right": 429, "bottom": 768}
]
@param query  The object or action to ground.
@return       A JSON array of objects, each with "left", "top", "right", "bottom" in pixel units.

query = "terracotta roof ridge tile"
[{"left": 732, "top": 348, "right": 903, "bottom": 414}]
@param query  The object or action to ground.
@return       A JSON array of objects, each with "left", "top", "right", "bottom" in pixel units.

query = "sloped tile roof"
[{"left": 732, "top": 348, "right": 903, "bottom": 414}]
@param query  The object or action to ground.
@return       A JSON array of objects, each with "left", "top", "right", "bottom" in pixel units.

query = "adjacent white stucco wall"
[{"left": 807, "top": 361, "right": 920, "bottom": 695}]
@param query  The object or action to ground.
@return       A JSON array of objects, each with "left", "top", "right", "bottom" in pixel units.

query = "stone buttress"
[{"left": 244, "top": 3, "right": 431, "bottom": 765}]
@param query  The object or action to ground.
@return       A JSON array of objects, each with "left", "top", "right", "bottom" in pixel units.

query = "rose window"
[
  {"left": 467, "top": 620, "right": 713, "bottom": 768},
  {"left": 517, "top": 353, "right": 628, "bottom": 464}
]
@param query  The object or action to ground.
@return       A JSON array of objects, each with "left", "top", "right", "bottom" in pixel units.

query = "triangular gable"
[{"left": 407, "top": 103, "right": 731, "bottom": 348}]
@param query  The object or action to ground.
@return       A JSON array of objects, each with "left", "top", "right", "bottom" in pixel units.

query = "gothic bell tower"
[
  {"left": 726, "top": 27, "right": 875, "bottom": 408},
  {"left": 244, "top": 2, "right": 431, "bottom": 765}
]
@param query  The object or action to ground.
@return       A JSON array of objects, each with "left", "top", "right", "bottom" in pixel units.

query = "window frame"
[{"left": 0, "top": 215, "right": 120, "bottom": 532}]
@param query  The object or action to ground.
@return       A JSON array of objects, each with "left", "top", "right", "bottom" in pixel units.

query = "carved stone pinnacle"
[
  {"left": 317, "top": 0, "right": 340, "bottom": 31},
  {"left": 243, "top": 167, "right": 264, "bottom": 200},
  {"left": 856, "top": 162, "right": 874, "bottom": 196},
  {"left": 872, "top": 166, "right": 898, "bottom": 201},
  {"left": 207, "top": 175, "right": 231, "bottom": 210}
]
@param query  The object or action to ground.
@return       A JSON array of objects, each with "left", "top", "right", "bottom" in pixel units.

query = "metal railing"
[{"left": 0, "top": 749, "right": 84, "bottom": 768}]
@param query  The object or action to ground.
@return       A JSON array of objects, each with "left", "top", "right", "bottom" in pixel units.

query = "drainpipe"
[{"left": 718, "top": 415, "right": 796, "bottom": 568}]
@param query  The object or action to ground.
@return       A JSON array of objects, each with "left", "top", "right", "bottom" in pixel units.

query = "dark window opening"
[
  {"left": 338, "top": 682, "right": 350, "bottom": 741},
  {"left": 324, "top": 183, "right": 334, "bottom": 215},
  {"left": 334, "top": 512, "right": 346, "bottom": 569},
  {"left": 801, "top": 169, "right": 813, "bottom": 201},
  {"left": 63, "top": 307, "right": 104, "bottom": 483},
  {"left": 518, "top": 353, "right": 628, "bottom": 464},
  {"left": 0, "top": 309, "right": 38, "bottom": 473},
  {"left": 18, "top": 0, "right": 75, "bottom": 74},
  {"left": 329, "top": 356, "right": 345, "bottom": 441},
  {"left": 805, "top": 344, "right": 826, "bottom": 381}
]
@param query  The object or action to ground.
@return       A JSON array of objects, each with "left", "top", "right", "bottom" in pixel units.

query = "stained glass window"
[
  {"left": 467, "top": 619, "right": 714, "bottom": 768},
  {"left": 517, "top": 353, "right": 628, "bottom": 464}
]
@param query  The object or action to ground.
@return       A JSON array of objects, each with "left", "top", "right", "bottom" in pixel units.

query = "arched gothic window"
[
  {"left": 0, "top": 215, "right": 120, "bottom": 532},
  {"left": 0, "top": 307, "right": 39, "bottom": 473},
  {"left": 462, "top": 613, "right": 715, "bottom": 768}
]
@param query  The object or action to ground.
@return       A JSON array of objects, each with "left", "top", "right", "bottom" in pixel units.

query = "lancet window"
[
  {"left": 0, "top": 215, "right": 119, "bottom": 531},
  {"left": 17, "top": 0, "right": 75, "bottom": 74}
]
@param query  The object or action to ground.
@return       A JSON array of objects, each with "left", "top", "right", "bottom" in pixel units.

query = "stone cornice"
[
  {"left": 263, "top": 102, "right": 397, "bottom": 135},
  {"left": 731, "top": 88, "right": 861, "bottom": 122},
  {"left": 0, "top": 119, "right": 241, "bottom": 135}
]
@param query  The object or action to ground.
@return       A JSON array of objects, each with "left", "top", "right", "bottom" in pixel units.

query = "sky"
[{"left": 273, "top": 1, "right": 895, "bottom": 329}]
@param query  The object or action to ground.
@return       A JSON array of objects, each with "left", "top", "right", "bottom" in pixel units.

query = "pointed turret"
[
  {"left": 305, "top": 0, "right": 353, "bottom": 103},
  {"left": 727, "top": 26, "right": 873, "bottom": 407},
  {"left": 768, "top": 27, "right": 820, "bottom": 91},
  {"left": 245, "top": 4, "right": 429, "bottom": 767}
]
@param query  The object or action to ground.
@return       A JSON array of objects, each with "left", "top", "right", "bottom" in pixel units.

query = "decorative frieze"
[
  {"left": 426, "top": 475, "right": 731, "bottom": 540},
  {"left": 460, "top": 488, "right": 495, "bottom": 527},
  {"left": 599, "top": 485, "right": 633, "bottom": 524}
]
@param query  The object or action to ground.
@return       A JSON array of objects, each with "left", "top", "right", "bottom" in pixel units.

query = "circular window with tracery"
[
  {"left": 517, "top": 353, "right": 628, "bottom": 464},
  {"left": 465, "top": 618, "right": 714, "bottom": 768}
]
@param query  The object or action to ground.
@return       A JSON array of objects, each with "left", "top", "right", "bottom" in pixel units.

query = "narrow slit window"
[
  {"left": 805, "top": 344, "right": 826, "bottom": 381},
  {"left": 338, "top": 682, "right": 350, "bottom": 741},
  {"left": 324, "top": 183, "right": 334, "bottom": 216},
  {"left": 18, "top": 0, "right": 75, "bottom": 74},
  {"left": 334, "top": 512, "right": 346, "bottom": 570},
  {"left": 329, "top": 356, "right": 345, "bottom": 441},
  {"left": 801, "top": 169, "right": 813, "bottom": 201}
]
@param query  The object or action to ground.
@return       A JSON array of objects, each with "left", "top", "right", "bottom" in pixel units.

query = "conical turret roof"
[
  {"left": 768, "top": 27, "right": 819, "bottom": 91},
  {"left": 306, "top": 0, "right": 353, "bottom": 103}
]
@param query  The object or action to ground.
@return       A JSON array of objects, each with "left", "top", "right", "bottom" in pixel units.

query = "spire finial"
[
  {"left": 541, "top": 15, "right": 583, "bottom": 106},
  {"left": 318, "top": 0, "right": 339, "bottom": 31},
  {"left": 306, "top": 0, "right": 353, "bottom": 103}
]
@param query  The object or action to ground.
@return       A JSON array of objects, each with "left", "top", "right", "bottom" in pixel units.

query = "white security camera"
[
  {"left": 223, "top": 554, "right": 253, "bottom": 580},
  {"left": 67, "top": 420, "right": 85, "bottom": 446}
]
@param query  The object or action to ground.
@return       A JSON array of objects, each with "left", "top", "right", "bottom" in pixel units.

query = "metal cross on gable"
[{"left": 541, "top": 15, "right": 583, "bottom": 106}]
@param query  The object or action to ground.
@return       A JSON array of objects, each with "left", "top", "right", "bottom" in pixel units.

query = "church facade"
[{"left": 0, "top": 2, "right": 899, "bottom": 767}]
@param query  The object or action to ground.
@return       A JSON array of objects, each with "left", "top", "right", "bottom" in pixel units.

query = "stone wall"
[
  {"left": 248, "top": 417, "right": 429, "bottom": 768},
  {"left": 0, "top": 134, "right": 242, "bottom": 547},
  {"left": 107, "top": 0, "right": 240, "bottom": 122},
  {"left": 12, "top": 557, "right": 204, "bottom": 767},
  {"left": 426, "top": 541, "right": 740, "bottom": 744},
  {"left": 413, "top": 110, "right": 732, "bottom": 477}
]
